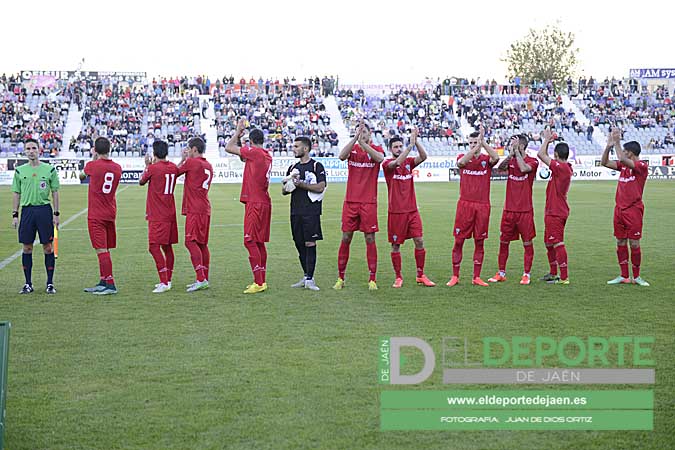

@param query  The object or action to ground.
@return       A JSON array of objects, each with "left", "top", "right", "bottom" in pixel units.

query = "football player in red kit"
[
  {"left": 448, "top": 126, "right": 499, "bottom": 287},
  {"left": 139, "top": 140, "right": 178, "bottom": 293},
  {"left": 226, "top": 118, "right": 273, "bottom": 294},
  {"left": 82, "top": 137, "right": 123, "bottom": 295},
  {"left": 488, "top": 134, "right": 538, "bottom": 285},
  {"left": 537, "top": 128, "right": 574, "bottom": 285},
  {"left": 601, "top": 127, "right": 650, "bottom": 286},
  {"left": 382, "top": 128, "right": 435, "bottom": 288},
  {"left": 334, "top": 122, "right": 385, "bottom": 291},
  {"left": 177, "top": 137, "right": 213, "bottom": 292}
]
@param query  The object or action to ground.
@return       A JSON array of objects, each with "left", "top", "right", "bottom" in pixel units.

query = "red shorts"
[
  {"left": 614, "top": 205, "right": 643, "bottom": 240},
  {"left": 185, "top": 214, "right": 210, "bottom": 244},
  {"left": 453, "top": 200, "right": 490, "bottom": 240},
  {"left": 244, "top": 202, "right": 271, "bottom": 243},
  {"left": 544, "top": 215, "right": 567, "bottom": 244},
  {"left": 148, "top": 220, "right": 178, "bottom": 245},
  {"left": 388, "top": 211, "right": 423, "bottom": 244},
  {"left": 88, "top": 219, "right": 116, "bottom": 250},
  {"left": 342, "top": 201, "right": 379, "bottom": 233},
  {"left": 500, "top": 210, "right": 536, "bottom": 242}
]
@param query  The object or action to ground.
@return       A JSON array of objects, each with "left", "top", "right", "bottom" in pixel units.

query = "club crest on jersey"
[
  {"left": 39, "top": 180, "right": 47, "bottom": 190},
  {"left": 455, "top": 228, "right": 460, "bottom": 235},
  {"left": 392, "top": 234, "right": 398, "bottom": 242},
  {"left": 481, "top": 161, "right": 487, "bottom": 167},
  {"left": 405, "top": 164, "right": 410, "bottom": 171}
]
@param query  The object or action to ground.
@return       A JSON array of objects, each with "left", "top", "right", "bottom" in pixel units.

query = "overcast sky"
[{"left": 3, "top": 0, "right": 671, "bottom": 84}]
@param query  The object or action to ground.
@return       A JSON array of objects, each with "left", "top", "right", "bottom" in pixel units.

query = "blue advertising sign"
[{"left": 629, "top": 68, "right": 675, "bottom": 79}]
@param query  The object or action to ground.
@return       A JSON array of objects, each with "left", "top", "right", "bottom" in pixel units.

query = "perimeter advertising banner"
[{"left": 0, "top": 155, "right": 673, "bottom": 186}]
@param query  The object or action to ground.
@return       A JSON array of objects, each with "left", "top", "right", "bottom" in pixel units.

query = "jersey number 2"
[{"left": 202, "top": 169, "right": 212, "bottom": 189}]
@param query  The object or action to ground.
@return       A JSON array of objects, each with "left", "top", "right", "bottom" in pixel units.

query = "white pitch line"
[{"left": 0, "top": 186, "right": 131, "bottom": 270}]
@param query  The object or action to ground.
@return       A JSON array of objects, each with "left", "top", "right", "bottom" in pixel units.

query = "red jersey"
[
  {"left": 84, "top": 158, "right": 122, "bottom": 221},
  {"left": 140, "top": 160, "right": 178, "bottom": 222},
  {"left": 240, "top": 145, "right": 272, "bottom": 204},
  {"left": 544, "top": 160, "right": 573, "bottom": 218},
  {"left": 177, "top": 156, "right": 213, "bottom": 216},
  {"left": 345, "top": 143, "right": 384, "bottom": 204},
  {"left": 615, "top": 161, "right": 648, "bottom": 210},
  {"left": 504, "top": 156, "right": 538, "bottom": 212},
  {"left": 383, "top": 157, "right": 419, "bottom": 213},
  {"left": 457, "top": 153, "right": 496, "bottom": 204}
]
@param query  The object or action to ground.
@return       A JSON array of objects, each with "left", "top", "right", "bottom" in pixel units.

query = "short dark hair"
[
  {"left": 153, "top": 140, "right": 168, "bottom": 159},
  {"left": 362, "top": 123, "right": 371, "bottom": 131},
  {"left": 624, "top": 141, "right": 641, "bottom": 157},
  {"left": 469, "top": 131, "right": 480, "bottom": 138},
  {"left": 294, "top": 136, "right": 312, "bottom": 151},
  {"left": 388, "top": 137, "right": 403, "bottom": 148},
  {"left": 517, "top": 134, "right": 529, "bottom": 148},
  {"left": 24, "top": 138, "right": 40, "bottom": 147},
  {"left": 249, "top": 129, "right": 264, "bottom": 145},
  {"left": 554, "top": 142, "right": 569, "bottom": 160},
  {"left": 94, "top": 137, "right": 111, "bottom": 155},
  {"left": 188, "top": 137, "right": 206, "bottom": 154}
]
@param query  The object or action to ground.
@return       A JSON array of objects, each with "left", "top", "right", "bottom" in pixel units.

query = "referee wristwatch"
[
  {"left": 53, "top": 211, "right": 60, "bottom": 216},
  {"left": 12, "top": 210, "right": 18, "bottom": 218}
]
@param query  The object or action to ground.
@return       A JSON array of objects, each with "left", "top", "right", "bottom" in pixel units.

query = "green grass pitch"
[{"left": 0, "top": 180, "right": 673, "bottom": 449}]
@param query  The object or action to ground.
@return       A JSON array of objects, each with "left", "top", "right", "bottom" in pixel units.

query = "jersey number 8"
[{"left": 102, "top": 172, "right": 115, "bottom": 194}]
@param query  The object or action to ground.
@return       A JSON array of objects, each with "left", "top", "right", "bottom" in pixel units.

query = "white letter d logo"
[{"left": 390, "top": 337, "right": 435, "bottom": 384}]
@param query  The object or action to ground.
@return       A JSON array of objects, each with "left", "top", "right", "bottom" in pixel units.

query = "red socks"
[
  {"left": 185, "top": 241, "right": 206, "bottom": 282},
  {"left": 162, "top": 244, "right": 174, "bottom": 282},
  {"left": 97, "top": 251, "right": 114, "bottom": 285},
  {"left": 498, "top": 242, "right": 509, "bottom": 272},
  {"left": 523, "top": 244, "right": 534, "bottom": 274},
  {"left": 149, "top": 244, "right": 169, "bottom": 284},
  {"left": 452, "top": 239, "right": 464, "bottom": 277},
  {"left": 546, "top": 245, "right": 558, "bottom": 275},
  {"left": 198, "top": 243, "right": 210, "bottom": 281},
  {"left": 366, "top": 241, "right": 377, "bottom": 282},
  {"left": 391, "top": 251, "right": 402, "bottom": 278},
  {"left": 337, "top": 241, "right": 350, "bottom": 280},
  {"left": 257, "top": 243, "right": 267, "bottom": 284},
  {"left": 414, "top": 248, "right": 426, "bottom": 277},
  {"left": 473, "top": 240, "right": 485, "bottom": 279},
  {"left": 244, "top": 240, "right": 264, "bottom": 285},
  {"left": 617, "top": 244, "right": 629, "bottom": 278},
  {"left": 555, "top": 245, "right": 568, "bottom": 280},
  {"left": 630, "top": 246, "right": 641, "bottom": 278}
]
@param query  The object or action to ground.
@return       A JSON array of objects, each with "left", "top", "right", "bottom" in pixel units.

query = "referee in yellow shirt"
[{"left": 11, "top": 138, "right": 60, "bottom": 294}]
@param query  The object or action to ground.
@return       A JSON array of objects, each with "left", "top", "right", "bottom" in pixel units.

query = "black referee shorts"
[
  {"left": 291, "top": 214, "right": 323, "bottom": 243},
  {"left": 19, "top": 204, "right": 54, "bottom": 245}
]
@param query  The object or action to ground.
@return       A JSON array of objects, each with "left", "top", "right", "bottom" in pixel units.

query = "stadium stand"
[
  {"left": 3, "top": 72, "right": 673, "bottom": 158},
  {"left": 335, "top": 87, "right": 463, "bottom": 156},
  {"left": 0, "top": 74, "right": 71, "bottom": 157},
  {"left": 211, "top": 80, "right": 336, "bottom": 157}
]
